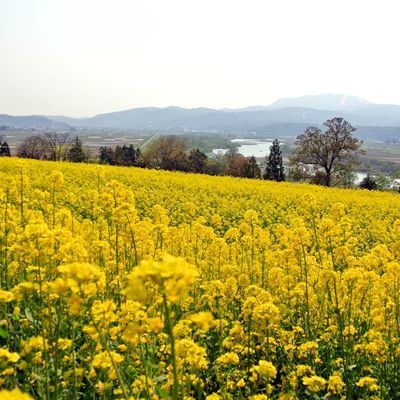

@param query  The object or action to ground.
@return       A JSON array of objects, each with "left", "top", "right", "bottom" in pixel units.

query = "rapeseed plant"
[{"left": 0, "top": 158, "right": 399, "bottom": 398}]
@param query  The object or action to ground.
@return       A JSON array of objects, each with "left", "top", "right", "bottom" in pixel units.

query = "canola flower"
[
  {"left": 0, "top": 157, "right": 399, "bottom": 398},
  {"left": 0, "top": 387, "right": 32, "bottom": 400},
  {"left": 125, "top": 254, "right": 198, "bottom": 304}
]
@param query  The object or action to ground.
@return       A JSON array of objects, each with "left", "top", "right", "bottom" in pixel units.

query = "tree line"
[
  {"left": 2, "top": 132, "right": 284, "bottom": 180},
  {"left": 2, "top": 117, "right": 385, "bottom": 189},
  {"left": 0, "top": 140, "right": 11, "bottom": 157}
]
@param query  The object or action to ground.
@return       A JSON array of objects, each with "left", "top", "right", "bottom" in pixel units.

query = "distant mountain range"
[
  {"left": 2, "top": 94, "right": 400, "bottom": 140},
  {"left": 268, "top": 94, "right": 373, "bottom": 110},
  {"left": 0, "top": 114, "right": 70, "bottom": 130}
]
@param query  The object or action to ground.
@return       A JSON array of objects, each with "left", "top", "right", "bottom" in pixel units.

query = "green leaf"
[{"left": 0, "top": 326, "right": 9, "bottom": 339}]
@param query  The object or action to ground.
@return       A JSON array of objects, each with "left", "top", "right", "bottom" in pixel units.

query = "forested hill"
[{"left": 3, "top": 94, "right": 400, "bottom": 141}]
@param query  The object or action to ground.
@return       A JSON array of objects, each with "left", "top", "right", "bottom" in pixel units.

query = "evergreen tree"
[
  {"left": 67, "top": 136, "right": 88, "bottom": 162},
  {"left": 135, "top": 148, "right": 142, "bottom": 166},
  {"left": 264, "top": 139, "right": 285, "bottom": 181},
  {"left": 359, "top": 173, "right": 378, "bottom": 190},
  {"left": 113, "top": 146, "right": 125, "bottom": 165},
  {"left": 112, "top": 144, "right": 138, "bottom": 166},
  {"left": 99, "top": 146, "right": 114, "bottom": 164},
  {"left": 188, "top": 148, "right": 207, "bottom": 173},
  {"left": 0, "top": 141, "right": 11, "bottom": 157},
  {"left": 242, "top": 156, "right": 261, "bottom": 179},
  {"left": 126, "top": 144, "right": 137, "bottom": 165}
]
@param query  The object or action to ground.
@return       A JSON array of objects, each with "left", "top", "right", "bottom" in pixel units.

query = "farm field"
[{"left": 0, "top": 158, "right": 400, "bottom": 399}]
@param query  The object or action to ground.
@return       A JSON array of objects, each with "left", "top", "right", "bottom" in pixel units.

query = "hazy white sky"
[{"left": 1, "top": 0, "right": 400, "bottom": 116}]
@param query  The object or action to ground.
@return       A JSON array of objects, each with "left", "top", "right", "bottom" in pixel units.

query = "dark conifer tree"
[
  {"left": 135, "top": 148, "right": 142, "bottom": 164},
  {"left": 359, "top": 173, "right": 377, "bottom": 190},
  {"left": 0, "top": 141, "right": 11, "bottom": 157},
  {"left": 113, "top": 146, "right": 125, "bottom": 165},
  {"left": 188, "top": 148, "right": 208, "bottom": 173},
  {"left": 126, "top": 144, "right": 137, "bottom": 165},
  {"left": 112, "top": 144, "right": 138, "bottom": 166},
  {"left": 67, "top": 136, "right": 87, "bottom": 162},
  {"left": 264, "top": 139, "right": 285, "bottom": 181},
  {"left": 242, "top": 156, "right": 261, "bottom": 179},
  {"left": 99, "top": 146, "right": 114, "bottom": 164}
]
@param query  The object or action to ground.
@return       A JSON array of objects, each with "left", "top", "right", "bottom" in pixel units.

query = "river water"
[
  {"left": 211, "top": 139, "right": 379, "bottom": 186},
  {"left": 212, "top": 139, "right": 275, "bottom": 158}
]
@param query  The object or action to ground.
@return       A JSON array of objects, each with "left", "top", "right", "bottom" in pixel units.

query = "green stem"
[
  {"left": 163, "top": 294, "right": 179, "bottom": 399},
  {"left": 90, "top": 314, "right": 130, "bottom": 400},
  {"left": 138, "top": 330, "right": 152, "bottom": 399},
  {"left": 72, "top": 322, "right": 78, "bottom": 400}
]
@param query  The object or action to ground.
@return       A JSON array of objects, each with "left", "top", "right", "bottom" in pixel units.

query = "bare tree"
[
  {"left": 41, "top": 133, "right": 70, "bottom": 161},
  {"left": 17, "top": 135, "right": 48, "bottom": 159},
  {"left": 242, "top": 156, "right": 261, "bottom": 179},
  {"left": 224, "top": 149, "right": 261, "bottom": 179},
  {"left": 142, "top": 136, "right": 189, "bottom": 171},
  {"left": 290, "top": 118, "right": 364, "bottom": 187},
  {"left": 17, "top": 133, "right": 71, "bottom": 161},
  {"left": 225, "top": 146, "right": 245, "bottom": 177}
]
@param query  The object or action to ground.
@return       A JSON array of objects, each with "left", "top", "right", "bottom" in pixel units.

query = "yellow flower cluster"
[
  {"left": 0, "top": 387, "right": 32, "bottom": 400},
  {"left": 0, "top": 157, "right": 399, "bottom": 398},
  {"left": 125, "top": 254, "right": 198, "bottom": 304}
]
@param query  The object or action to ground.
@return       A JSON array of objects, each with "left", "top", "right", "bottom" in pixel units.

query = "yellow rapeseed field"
[{"left": 0, "top": 158, "right": 399, "bottom": 399}]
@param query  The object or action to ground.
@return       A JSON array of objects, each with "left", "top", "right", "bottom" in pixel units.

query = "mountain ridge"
[
  {"left": 2, "top": 94, "right": 400, "bottom": 132},
  {"left": 0, "top": 114, "right": 70, "bottom": 130},
  {"left": 268, "top": 93, "right": 373, "bottom": 110}
]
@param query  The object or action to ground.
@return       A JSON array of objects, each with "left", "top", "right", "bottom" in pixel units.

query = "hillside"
[
  {"left": 1, "top": 157, "right": 400, "bottom": 398},
  {"left": 268, "top": 93, "right": 372, "bottom": 110},
  {"left": 2, "top": 157, "right": 398, "bottom": 220},
  {"left": 0, "top": 114, "right": 70, "bottom": 130},
  {"left": 48, "top": 104, "right": 400, "bottom": 130},
  {"left": 2, "top": 95, "right": 400, "bottom": 142},
  {"left": 44, "top": 94, "right": 400, "bottom": 130}
]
